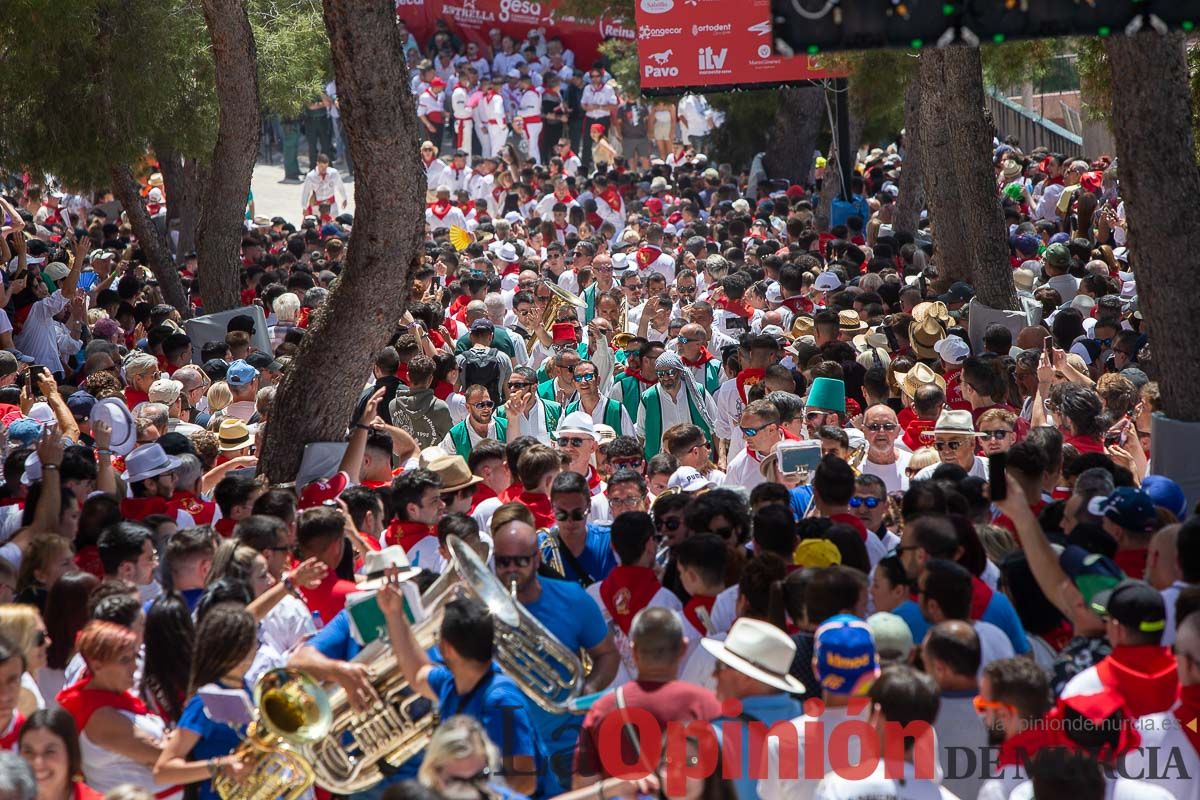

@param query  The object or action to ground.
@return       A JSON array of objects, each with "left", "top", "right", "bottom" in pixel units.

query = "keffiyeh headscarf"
[{"left": 655, "top": 351, "right": 715, "bottom": 430}]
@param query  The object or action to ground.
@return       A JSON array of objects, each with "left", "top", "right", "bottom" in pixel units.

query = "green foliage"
[
  {"left": 0, "top": 0, "right": 215, "bottom": 188},
  {"left": 848, "top": 50, "right": 913, "bottom": 146},
  {"left": 599, "top": 39, "right": 641, "bottom": 99},
  {"left": 980, "top": 39, "right": 1058, "bottom": 91},
  {"left": 1074, "top": 36, "right": 1112, "bottom": 124},
  {"left": 708, "top": 90, "right": 779, "bottom": 168},
  {"left": 252, "top": 0, "right": 331, "bottom": 118}
]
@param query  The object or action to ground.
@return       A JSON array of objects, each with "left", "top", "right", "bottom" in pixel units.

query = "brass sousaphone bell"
[{"left": 540, "top": 279, "right": 587, "bottom": 330}]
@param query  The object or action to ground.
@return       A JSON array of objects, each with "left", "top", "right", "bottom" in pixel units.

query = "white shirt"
[
  {"left": 417, "top": 88, "right": 445, "bottom": 120},
  {"left": 725, "top": 447, "right": 767, "bottom": 493},
  {"left": 260, "top": 594, "right": 317, "bottom": 656},
  {"left": 585, "top": 581, "right": 682, "bottom": 686},
  {"left": 1044, "top": 273, "right": 1080, "bottom": 305},
  {"left": 80, "top": 712, "right": 180, "bottom": 798},
  {"left": 557, "top": 396, "right": 636, "bottom": 438},
  {"left": 916, "top": 456, "right": 989, "bottom": 481},
  {"left": 1034, "top": 183, "right": 1065, "bottom": 222},
  {"left": 423, "top": 158, "right": 451, "bottom": 192},
  {"left": 426, "top": 204, "right": 469, "bottom": 231},
  {"left": 862, "top": 450, "right": 912, "bottom": 494},
  {"left": 440, "top": 420, "right": 501, "bottom": 456},
  {"left": 1122, "top": 708, "right": 1200, "bottom": 800},
  {"left": 509, "top": 398, "right": 553, "bottom": 445},
  {"left": 1162, "top": 581, "right": 1196, "bottom": 647},
  {"left": 713, "top": 379, "right": 748, "bottom": 464},
  {"left": 815, "top": 759, "right": 959, "bottom": 800},
  {"left": 581, "top": 83, "right": 617, "bottom": 118},
  {"left": 677, "top": 94, "right": 712, "bottom": 138},
  {"left": 300, "top": 167, "right": 349, "bottom": 213},
  {"left": 14, "top": 290, "right": 70, "bottom": 373},
  {"left": 761, "top": 705, "right": 868, "bottom": 800},
  {"left": 636, "top": 385, "right": 717, "bottom": 445}
]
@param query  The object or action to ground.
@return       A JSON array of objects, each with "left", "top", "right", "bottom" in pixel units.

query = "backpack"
[{"left": 461, "top": 347, "right": 502, "bottom": 404}]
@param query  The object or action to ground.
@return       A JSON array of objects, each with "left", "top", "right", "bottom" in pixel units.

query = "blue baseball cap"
[
  {"left": 66, "top": 391, "right": 96, "bottom": 420},
  {"left": 1059, "top": 545, "right": 1124, "bottom": 607},
  {"left": 1140, "top": 475, "right": 1188, "bottom": 521},
  {"left": 814, "top": 614, "right": 879, "bottom": 696},
  {"left": 1087, "top": 487, "right": 1158, "bottom": 534},
  {"left": 7, "top": 418, "right": 43, "bottom": 448},
  {"left": 225, "top": 359, "right": 258, "bottom": 388}
]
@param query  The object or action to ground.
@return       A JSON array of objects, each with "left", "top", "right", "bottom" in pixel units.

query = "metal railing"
[{"left": 986, "top": 88, "right": 1084, "bottom": 158}]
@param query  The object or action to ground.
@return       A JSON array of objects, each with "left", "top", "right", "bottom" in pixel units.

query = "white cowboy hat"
[{"left": 701, "top": 618, "right": 807, "bottom": 694}]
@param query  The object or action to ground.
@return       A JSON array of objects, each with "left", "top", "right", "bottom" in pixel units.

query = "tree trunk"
[
  {"left": 764, "top": 86, "right": 824, "bottom": 187},
  {"left": 815, "top": 145, "right": 841, "bottom": 233},
  {"left": 257, "top": 0, "right": 425, "bottom": 483},
  {"left": 1105, "top": 31, "right": 1200, "bottom": 420},
  {"left": 894, "top": 71, "right": 924, "bottom": 237},
  {"left": 193, "top": 0, "right": 261, "bottom": 313},
  {"left": 109, "top": 164, "right": 190, "bottom": 314},
  {"left": 918, "top": 46, "right": 1016, "bottom": 309},
  {"left": 157, "top": 148, "right": 206, "bottom": 261}
]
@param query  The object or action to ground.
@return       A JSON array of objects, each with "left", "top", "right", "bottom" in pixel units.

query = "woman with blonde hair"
[
  {"left": 418, "top": 715, "right": 525, "bottom": 800},
  {"left": 16, "top": 536, "right": 75, "bottom": 613},
  {"left": 905, "top": 446, "right": 939, "bottom": 480},
  {"left": 0, "top": 605, "right": 51, "bottom": 715}
]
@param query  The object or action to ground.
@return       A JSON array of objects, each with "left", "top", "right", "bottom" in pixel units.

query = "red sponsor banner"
[
  {"left": 399, "top": 0, "right": 634, "bottom": 73},
  {"left": 635, "top": 0, "right": 845, "bottom": 92}
]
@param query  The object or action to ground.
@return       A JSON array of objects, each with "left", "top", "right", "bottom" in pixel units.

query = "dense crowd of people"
[{"left": 0, "top": 17, "right": 1190, "bottom": 800}]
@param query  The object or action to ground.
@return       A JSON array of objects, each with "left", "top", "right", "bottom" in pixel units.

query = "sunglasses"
[
  {"left": 472, "top": 401, "right": 495, "bottom": 410},
  {"left": 494, "top": 553, "right": 536, "bottom": 568},
  {"left": 934, "top": 440, "right": 965, "bottom": 451},
  {"left": 34, "top": 631, "right": 47, "bottom": 647},
  {"left": 554, "top": 507, "right": 588, "bottom": 522},
  {"left": 677, "top": 336, "right": 705, "bottom": 345},
  {"left": 508, "top": 382, "right": 535, "bottom": 391},
  {"left": 595, "top": 265, "right": 613, "bottom": 273},
  {"left": 678, "top": 286, "right": 697, "bottom": 294},
  {"left": 849, "top": 496, "right": 881, "bottom": 509},
  {"left": 655, "top": 516, "right": 683, "bottom": 532},
  {"left": 611, "top": 457, "right": 644, "bottom": 470},
  {"left": 805, "top": 410, "right": 831, "bottom": 421},
  {"left": 740, "top": 425, "right": 768, "bottom": 437},
  {"left": 655, "top": 370, "right": 676, "bottom": 379},
  {"left": 558, "top": 437, "right": 588, "bottom": 448},
  {"left": 979, "top": 430, "right": 1011, "bottom": 441},
  {"left": 710, "top": 526, "right": 737, "bottom": 540},
  {"left": 972, "top": 696, "right": 1015, "bottom": 715},
  {"left": 865, "top": 423, "right": 897, "bottom": 432},
  {"left": 574, "top": 373, "right": 597, "bottom": 383}
]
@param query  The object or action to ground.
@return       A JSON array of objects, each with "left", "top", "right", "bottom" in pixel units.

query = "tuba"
[
  {"left": 540, "top": 279, "right": 587, "bottom": 330},
  {"left": 213, "top": 669, "right": 333, "bottom": 800},
  {"left": 848, "top": 440, "right": 869, "bottom": 475}
]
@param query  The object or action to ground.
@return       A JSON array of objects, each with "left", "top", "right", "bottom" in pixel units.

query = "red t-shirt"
[
  {"left": 299, "top": 570, "right": 357, "bottom": 624},
  {"left": 1064, "top": 433, "right": 1107, "bottom": 454},
  {"left": 124, "top": 387, "right": 150, "bottom": 409},
  {"left": 574, "top": 680, "right": 721, "bottom": 778}
]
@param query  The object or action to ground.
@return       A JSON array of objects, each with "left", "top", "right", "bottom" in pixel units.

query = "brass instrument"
[
  {"left": 541, "top": 279, "right": 587, "bottom": 330},
  {"left": 848, "top": 440, "right": 869, "bottom": 475},
  {"left": 618, "top": 297, "right": 629, "bottom": 336},
  {"left": 213, "top": 669, "right": 333, "bottom": 800},
  {"left": 610, "top": 331, "right": 633, "bottom": 351},
  {"left": 540, "top": 528, "right": 566, "bottom": 578},
  {"left": 304, "top": 536, "right": 584, "bottom": 794}
]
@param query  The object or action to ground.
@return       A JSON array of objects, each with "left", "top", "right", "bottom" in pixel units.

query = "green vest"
[
  {"left": 614, "top": 371, "right": 644, "bottom": 420},
  {"left": 564, "top": 397, "right": 624, "bottom": 434},
  {"left": 640, "top": 385, "right": 711, "bottom": 459},
  {"left": 583, "top": 283, "right": 597, "bottom": 323},
  {"left": 535, "top": 342, "right": 589, "bottom": 383},
  {"left": 447, "top": 417, "right": 508, "bottom": 459},
  {"left": 456, "top": 328, "right": 515, "bottom": 359},
  {"left": 537, "top": 379, "right": 558, "bottom": 404},
  {"left": 697, "top": 359, "right": 722, "bottom": 395},
  {"left": 495, "top": 398, "right": 562, "bottom": 435}
]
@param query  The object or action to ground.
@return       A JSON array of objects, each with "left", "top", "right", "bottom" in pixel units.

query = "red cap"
[
  {"left": 298, "top": 471, "right": 349, "bottom": 510},
  {"left": 551, "top": 322, "right": 577, "bottom": 343},
  {"left": 1080, "top": 171, "right": 1103, "bottom": 195},
  {"left": 590, "top": 123, "right": 605, "bottom": 135},
  {"left": 430, "top": 77, "right": 446, "bottom": 88},
  {"left": 786, "top": 185, "right": 806, "bottom": 199}
]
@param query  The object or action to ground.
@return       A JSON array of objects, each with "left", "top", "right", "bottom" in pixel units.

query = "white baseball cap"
[
  {"left": 932, "top": 336, "right": 970, "bottom": 365},
  {"left": 557, "top": 411, "right": 599, "bottom": 442},
  {"left": 813, "top": 272, "right": 842, "bottom": 292}
]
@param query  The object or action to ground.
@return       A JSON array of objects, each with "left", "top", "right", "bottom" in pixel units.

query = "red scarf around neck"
[
  {"left": 599, "top": 187, "right": 622, "bottom": 212},
  {"left": 735, "top": 368, "right": 765, "bottom": 403},
  {"left": 624, "top": 369, "right": 657, "bottom": 386},
  {"left": 1176, "top": 684, "right": 1200, "bottom": 756},
  {"left": 716, "top": 296, "right": 753, "bottom": 320},
  {"left": 780, "top": 295, "right": 814, "bottom": 315},
  {"left": 429, "top": 200, "right": 453, "bottom": 220},
  {"left": 683, "top": 594, "right": 718, "bottom": 636},
  {"left": 385, "top": 520, "right": 437, "bottom": 551},
  {"left": 600, "top": 566, "right": 663, "bottom": 634},
  {"left": 517, "top": 491, "right": 556, "bottom": 529},
  {"left": 681, "top": 347, "right": 716, "bottom": 369},
  {"left": 58, "top": 678, "right": 152, "bottom": 734},
  {"left": 0, "top": 713, "right": 24, "bottom": 749},
  {"left": 636, "top": 245, "right": 662, "bottom": 270}
]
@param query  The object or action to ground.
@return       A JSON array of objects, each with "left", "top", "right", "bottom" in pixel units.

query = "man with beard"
[
  {"left": 561, "top": 360, "right": 634, "bottom": 437},
  {"left": 443, "top": 384, "right": 514, "bottom": 458},
  {"left": 976, "top": 657, "right": 1053, "bottom": 800},
  {"left": 675, "top": 323, "right": 722, "bottom": 396},
  {"left": 859, "top": 404, "right": 911, "bottom": 494},
  {"left": 637, "top": 352, "right": 716, "bottom": 460},
  {"left": 539, "top": 469, "right": 616, "bottom": 586},
  {"left": 490, "top": 503, "right": 619, "bottom": 794}
]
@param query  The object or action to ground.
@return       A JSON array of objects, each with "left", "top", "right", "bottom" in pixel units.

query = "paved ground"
[{"left": 250, "top": 159, "right": 356, "bottom": 223}]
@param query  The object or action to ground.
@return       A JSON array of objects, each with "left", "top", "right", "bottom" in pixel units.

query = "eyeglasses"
[
  {"left": 865, "top": 423, "right": 897, "bottom": 432},
  {"left": 508, "top": 382, "right": 535, "bottom": 391},
  {"left": 891, "top": 544, "right": 920, "bottom": 556},
  {"left": 655, "top": 370, "right": 676, "bottom": 380},
  {"left": 34, "top": 631, "right": 47, "bottom": 647},
  {"left": 558, "top": 437, "right": 588, "bottom": 448},
  {"left": 979, "top": 430, "right": 1011, "bottom": 441},
  {"left": 849, "top": 496, "right": 881, "bottom": 509},
  {"left": 472, "top": 401, "right": 495, "bottom": 410},
  {"left": 554, "top": 507, "right": 589, "bottom": 522},
  {"left": 710, "top": 526, "right": 737, "bottom": 539},
  {"left": 494, "top": 553, "right": 536, "bottom": 568},
  {"left": 655, "top": 516, "right": 683, "bottom": 532},
  {"left": 972, "top": 696, "right": 1015, "bottom": 715},
  {"left": 446, "top": 767, "right": 492, "bottom": 786},
  {"left": 933, "top": 440, "right": 966, "bottom": 451},
  {"left": 595, "top": 265, "right": 613, "bottom": 273},
  {"left": 574, "top": 373, "right": 597, "bottom": 383},
  {"left": 610, "top": 457, "right": 644, "bottom": 470},
  {"left": 609, "top": 495, "right": 644, "bottom": 509}
]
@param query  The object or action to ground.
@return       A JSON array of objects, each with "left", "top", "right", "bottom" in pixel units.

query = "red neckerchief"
[
  {"left": 428, "top": 200, "right": 453, "bottom": 220},
  {"left": 72, "top": 782, "right": 104, "bottom": 800},
  {"left": 500, "top": 481, "right": 524, "bottom": 503},
  {"left": 168, "top": 491, "right": 216, "bottom": 526},
  {"left": 1042, "top": 619, "right": 1075, "bottom": 652},
  {"left": 600, "top": 566, "right": 663, "bottom": 635},
  {"left": 969, "top": 575, "right": 993, "bottom": 621},
  {"left": 681, "top": 347, "right": 716, "bottom": 369},
  {"left": 119, "top": 496, "right": 169, "bottom": 522},
  {"left": 124, "top": 387, "right": 150, "bottom": 409},
  {"left": 562, "top": 149, "right": 577, "bottom": 161},
  {"left": 395, "top": 363, "right": 410, "bottom": 383},
  {"left": 448, "top": 294, "right": 471, "bottom": 317},
  {"left": 75, "top": 545, "right": 103, "bottom": 579},
  {"left": 297, "top": 307, "right": 312, "bottom": 329},
  {"left": 599, "top": 187, "right": 622, "bottom": 212},
  {"left": 0, "top": 498, "right": 22, "bottom": 508},
  {"left": 58, "top": 677, "right": 152, "bottom": 733},
  {"left": 636, "top": 245, "right": 662, "bottom": 270},
  {"left": 1064, "top": 432, "right": 1106, "bottom": 454},
  {"left": 1176, "top": 684, "right": 1200, "bottom": 756},
  {"left": 715, "top": 296, "right": 753, "bottom": 320},
  {"left": 385, "top": 520, "right": 437, "bottom": 552},
  {"left": 623, "top": 369, "right": 657, "bottom": 386},
  {"left": 0, "top": 712, "right": 24, "bottom": 750},
  {"left": 1095, "top": 645, "right": 1179, "bottom": 719},
  {"left": 829, "top": 512, "right": 868, "bottom": 542},
  {"left": 586, "top": 466, "right": 602, "bottom": 495},
  {"left": 517, "top": 491, "right": 556, "bottom": 529},
  {"left": 361, "top": 478, "right": 390, "bottom": 489},
  {"left": 214, "top": 518, "right": 236, "bottom": 538},
  {"left": 683, "top": 594, "right": 718, "bottom": 635},
  {"left": 433, "top": 380, "right": 454, "bottom": 400},
  {"left": 470, "top": 483, "right": 498, "bottom": 513},
  {"left": 902, "top": 417, "right": 936, "bottom": 450},
  {"left": 780, "top": 295, "right": 813, "bottom": 314},
  {"left": 735, "top": 368, "right": 765, "bottom": 403},
  {"left": 1114, "top": 547, "right": 1149, "bottom": 580}
]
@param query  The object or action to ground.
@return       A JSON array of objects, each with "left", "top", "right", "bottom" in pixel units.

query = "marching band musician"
[
  {"left": 490, "top": 503, "right": 618, "bottom": 795},
  {"left": 538, "top": 470, "right": 615, "bottom": 587},
  {"left": 376, "top": 566, "right": 543, "bottom": 797}
]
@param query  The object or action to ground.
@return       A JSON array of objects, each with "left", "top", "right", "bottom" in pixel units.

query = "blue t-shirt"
[
  {"left": 788, "top": 485, "right": 815, "bottom": 521},
  {"left": 178, "top": 686, "right": 249, "bottom": 800},
  {"left": 428, "top": 662, "right": 547, "bottom": 795},
  {"left": 893, "top": 598, "right": 928, "bottom": 644},
  {"left": 538, "top": 524, "right": 617, "bottom": 585},
  {"left": 522, "top": 577, "right": 608, "bottom": 790},
  {"left": 143, "top": 587, "right": 205, "bottom": 615},
  {"left": 713, "top": 693, "right": 804, "bottom": 800},
  {"left": 981, "top": 589, "right": 1031, "bottom": 655}
]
